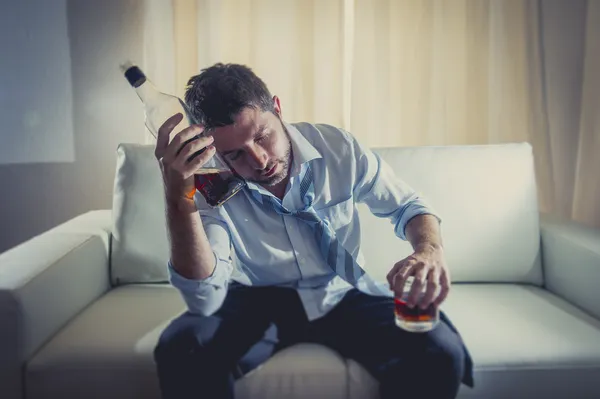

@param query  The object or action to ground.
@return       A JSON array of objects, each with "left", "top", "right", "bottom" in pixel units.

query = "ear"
[{"left": 273, "top": 95, "right": 282, "bottom": 117}]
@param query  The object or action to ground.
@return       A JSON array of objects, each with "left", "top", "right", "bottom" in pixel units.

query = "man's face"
[{"left": 209, "top": 97, "right": 292, "bottom": 187}]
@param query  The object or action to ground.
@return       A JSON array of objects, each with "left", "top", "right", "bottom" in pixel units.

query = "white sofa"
[{"left": 2, "top": 142, "right": 600, "bottom": 399}]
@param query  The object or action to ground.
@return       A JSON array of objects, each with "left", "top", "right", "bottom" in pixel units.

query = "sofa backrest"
[
  {"left": 358, "top": 143, "right": 542, "bottom": 285},
  {"left": 110, "top": 141, "right": 543, "bottom": 287}
]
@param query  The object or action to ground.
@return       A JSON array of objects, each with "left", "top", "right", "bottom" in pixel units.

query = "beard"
[
  {"left": 249, "top": 142, "right": 292, "bottom": 186},
  {"left": 247, "top": 124, "right": 292, "bottom": 187}
]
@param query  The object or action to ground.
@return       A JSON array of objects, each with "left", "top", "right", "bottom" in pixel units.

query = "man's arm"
[
  {"left": 405, "top": 214, "right": 443, "bottom": 253},
  {"left": 347, "top": 130, "right": 441, "bottom": 241},
  {"left": 167, "top": 197, "right": 216, "bottom": 280},
  {"left": 166, "top": 196, "right": 234, "bottom": 316},
  {"left": 345, "top": 130, "right": 450, "bottom": 308},
  {"left": 154, "top": 114, "right": 233, "bottom": 316}
]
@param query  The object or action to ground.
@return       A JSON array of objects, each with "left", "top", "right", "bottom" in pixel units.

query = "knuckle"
[
  {"left": 175, "top": 131, "right": 193, "bottom": 145},
  {"left": 170, "top": 136, "right": 183, "bottom": 150},
  {"left": 192, "top": 148, "right": 213, "bottom": 167},
  {"left": 180, "top": 142, "right": 197, "bottom": 159},
  {"left": 200, "top": 134, "right": 213, "bottom": 144}
]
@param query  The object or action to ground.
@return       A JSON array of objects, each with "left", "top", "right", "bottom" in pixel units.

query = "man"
[{"left": 153, "top": 63, "right": 474, "bottom": 399}]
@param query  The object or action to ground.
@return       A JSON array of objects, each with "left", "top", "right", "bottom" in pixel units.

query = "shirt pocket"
[{"left": 314, "top": 197, "right": 354, "bottom": 231}]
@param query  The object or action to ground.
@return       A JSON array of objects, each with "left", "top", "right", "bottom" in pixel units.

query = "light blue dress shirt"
[{"left": 168, "top": 122, "right": 439, "bottom": 320}]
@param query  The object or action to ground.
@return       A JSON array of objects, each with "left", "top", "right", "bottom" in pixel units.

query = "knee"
[
  {"left": 423, "top": 327, "right": 466, "bottom": 375},
  {"left": 426, "top": 339, "right": 465, "bottom": 380},
  {"left": 382, "top": 337, "right": 465, "bottom": 399},
  {"left": 388, "top": 331, "right": 466, "bottom": 385},
  {"left": 154, "top": 312, "right": 218, "bottom": 365}
]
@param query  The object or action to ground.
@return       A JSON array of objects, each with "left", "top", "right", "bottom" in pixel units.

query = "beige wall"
[{"left": 0, "top": 0, "right": 145, "bottom": 253}]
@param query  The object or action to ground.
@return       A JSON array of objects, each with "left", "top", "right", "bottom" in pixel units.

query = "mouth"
[{"left": 263, "top": 164, "right": 277, "bottom": 178}]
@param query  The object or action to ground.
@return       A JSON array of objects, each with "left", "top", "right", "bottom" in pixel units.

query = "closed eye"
[{"left": 227, "top": 151, "right": 242, "bottom": 161}]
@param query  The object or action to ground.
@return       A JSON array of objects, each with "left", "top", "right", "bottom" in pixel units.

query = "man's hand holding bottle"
[{"left": 153, "top": 113, "right": 216, "bottom": 211}]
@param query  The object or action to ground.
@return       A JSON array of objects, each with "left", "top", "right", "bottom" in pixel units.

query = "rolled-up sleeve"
[
  {"left": 349, "top": 133, "right": 441, "bottom": 241},
  {"left": 168, "top": 203, "right": 233, "bottom": 316}
]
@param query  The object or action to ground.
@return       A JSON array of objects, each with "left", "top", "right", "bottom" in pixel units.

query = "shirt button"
[{"left": 298, "top": 258, "right": 305, "bottom": 265}]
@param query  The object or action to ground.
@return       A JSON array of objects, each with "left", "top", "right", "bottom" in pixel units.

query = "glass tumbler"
[{"left": 394, "top": 277, "right": 440, "bottom": 333}]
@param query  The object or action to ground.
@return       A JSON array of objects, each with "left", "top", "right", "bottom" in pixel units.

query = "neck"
[{"left": 264, "top": 179, "right": 288, "bottom": 200}]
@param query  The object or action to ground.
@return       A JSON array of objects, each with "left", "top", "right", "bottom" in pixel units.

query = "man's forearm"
[
  {"left": 166, "top": 198, "right": 216, "bottom": 280},
  {"left": 405, "top": 214, "right": 443, "bottom": 252}
]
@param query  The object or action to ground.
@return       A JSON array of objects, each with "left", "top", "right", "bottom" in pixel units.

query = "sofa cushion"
[
  {"left": 111, "top": 144, "right": 171, "bottom": 284},
  {"left": 26, "top": 284, "right": 600, "bottom": 399},
  {"left": 235, "top": 343, "right": 348, "bottom": 399},
  {"left": 25, "top": 285, "right": 182, "bottom": 399},
  {"left": 443, "top": 284, "right": 600, "bottom": 398},
  {"left": 360, "top": 143, "right": 542, "bottom": 285},
  {"left": 348, "top": 284, "right": 600, "bottom": 399},
  {"left": 24, "top": 285, "right": 348, "bottom": 399}
]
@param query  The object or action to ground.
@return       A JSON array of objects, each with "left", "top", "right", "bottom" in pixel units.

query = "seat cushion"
[
  {"left": 235, "top": 343, "right": 348, "bottom": 399},
  {"left": 26, "top": 284, "right": 600, "bottom": 399},
  {"left": 445, "top": 284, "right": 600, "bottom": 398},
  {"left": 25, "top": 285, "right": 184, "bottom": 399},
  {"left": 25, "top": 285, "right": 348, "bottom": 399},
  {"left": 345, "top": 284, "right": 600, "bottom": 399}
]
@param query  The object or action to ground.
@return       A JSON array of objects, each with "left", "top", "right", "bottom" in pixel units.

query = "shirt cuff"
[
  {"left": 395, "top": 201, "right": 442, "bottom": 241},
  {"left": 167, "top": 254, "right": 229, "bottom": 292}
]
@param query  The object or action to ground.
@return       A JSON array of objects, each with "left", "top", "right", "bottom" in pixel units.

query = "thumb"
[{"left": 154, "top": 113, "right": 184, "bottom": 160}]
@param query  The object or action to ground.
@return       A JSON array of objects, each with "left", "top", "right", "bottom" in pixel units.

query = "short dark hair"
[{"left": 184, "top": 63, "right": 275, "bottom": 130}]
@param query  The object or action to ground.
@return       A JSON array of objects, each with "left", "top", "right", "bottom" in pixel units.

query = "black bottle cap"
[{"left": 124, "top": 65, "right": 146, "bottom": 88}]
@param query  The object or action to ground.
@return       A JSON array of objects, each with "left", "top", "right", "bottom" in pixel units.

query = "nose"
[{"left": 247, "top": 146, "right": 268, "bottom": 171}]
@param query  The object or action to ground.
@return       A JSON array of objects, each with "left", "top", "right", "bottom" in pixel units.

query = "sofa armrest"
[
  {"left": 540, "top": 212, "right": 600, "bottom": 320},
  {"left": 0, "top": 210, "right": 112, "bottom": 399}
]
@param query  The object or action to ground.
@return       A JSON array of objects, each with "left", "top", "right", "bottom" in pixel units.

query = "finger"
[
  {"left": 405, "top": 262, "right": 428, "bottom": 308},
  {"left": 387, "top": 260, "right": 405, "bottom": 289},
  {"left": 155, "top": 113, "right": 184, "bottom": 160},
  {"left": 179, "top": 145, "right": 217, "bottom": 179},
  {"left": 392, "top": 260, "right": 416, "bottom": 298},
  {"left": 171, "top": 135, "right": 215, "bottom": 170},
  {"left": 419, "top": 267, "right": 440, "bottom": 310},
  {"left": 433, "top": 269, "right": 451, "bottom": 307},
  {"left": 162, "top": 125, "right": 207, "bottom": 165}
]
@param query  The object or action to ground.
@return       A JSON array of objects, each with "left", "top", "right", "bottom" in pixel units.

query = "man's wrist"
[
  {"left": 414, "top": 241, "right": 443, "bottom": 254},
  {"left": 166, "top": 194, "right": 198, "bottom": 214}
]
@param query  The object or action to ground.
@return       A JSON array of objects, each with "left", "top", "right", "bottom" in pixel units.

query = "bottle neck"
[
  {"left": 134, "top": 79, "right": 161, "bottom": 104},
  {"left": 124, "top": 65, "right": 161, "bottom": 104}
]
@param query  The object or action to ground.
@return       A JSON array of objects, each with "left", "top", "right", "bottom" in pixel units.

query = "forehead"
[{"left": 211, "top": 108, "right": 272, "bottom": 151}]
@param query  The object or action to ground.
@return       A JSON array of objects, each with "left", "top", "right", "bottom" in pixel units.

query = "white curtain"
[{"left": 142, "top": 0, "right": 600, "bottom": 228}]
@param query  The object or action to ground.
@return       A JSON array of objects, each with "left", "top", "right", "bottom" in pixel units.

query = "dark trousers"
[{"left": 154, "top": 283, "right": 474, "bottom": 399}]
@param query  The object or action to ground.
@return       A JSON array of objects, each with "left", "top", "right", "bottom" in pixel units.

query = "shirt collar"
[{"left": 285, "top": 122, "right": 322, "bottom": 177}]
